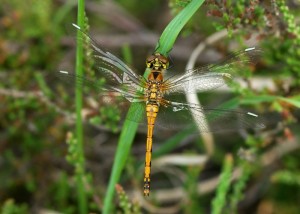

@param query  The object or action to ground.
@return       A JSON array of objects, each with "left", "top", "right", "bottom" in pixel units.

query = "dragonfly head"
[{"left": 146, "top": 53, "right": 169, "bottom": 71}]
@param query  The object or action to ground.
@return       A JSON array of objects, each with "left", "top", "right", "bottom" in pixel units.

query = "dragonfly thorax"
[
  {"left": 145, "top": 73, "right": 163, "bottom": 105},
  {"left": 148, "top": 71, "right": 163, "bottom": 82},
  {"left": 146, "top": 53, "right": 169, "bottom": 71}
]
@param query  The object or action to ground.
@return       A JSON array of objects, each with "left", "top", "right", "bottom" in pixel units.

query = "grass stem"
[{"left": 75, "top": 0, "right": 88, "bottom": 213}]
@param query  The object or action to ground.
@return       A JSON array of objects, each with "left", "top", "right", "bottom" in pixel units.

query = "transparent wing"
[
  {"left": 72, "top": 24, "right": 146, "bottom": 87},
  {"left": 56, "top": 70, "right": 149, "bottom": 125},
  {"left": 163, "top": 47, "right": 262, "bottom": 94},
  {"left": 56, "top": 24, "right": 149, "bottom": 103},
  {"left": 56, "top": 70, "right": 146, "bottom": 103},
  {"left": 155, "top": 99, "right": 265, "bottom": 132},
  {"left": 126, "top": 102, "right": 147, "bottom": 123}
]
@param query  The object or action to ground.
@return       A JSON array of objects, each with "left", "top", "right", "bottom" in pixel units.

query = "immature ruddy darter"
[{"left": 60, "top": 24, "right": 265, "bottom": 196}]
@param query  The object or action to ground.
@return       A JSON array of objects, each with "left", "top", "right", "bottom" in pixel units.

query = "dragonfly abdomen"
[{"left": 144, "top": 104, "right": 159, "bottom": 196}]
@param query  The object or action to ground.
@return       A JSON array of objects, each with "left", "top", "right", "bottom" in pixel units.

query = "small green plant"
[
  {"left": 227, "top": 162, "right": 254, "bottom": 214},
  {"left": 211, "top": 154, "right": 234, "bottom": 214},
  {"left": 73, "top": 0, "right": 88, "bottom": 213},
  {"left": 115, "top": 184, "right": 141, "bottom": 214},
  {"left": 184, "top": 164, "right": 204, "bottom": 214},
  {"left": 1, "top": 199, "right": 28, "bottom": 214}
]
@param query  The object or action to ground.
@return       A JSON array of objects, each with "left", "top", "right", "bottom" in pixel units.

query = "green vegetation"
[
  {"left": 74, "top": 0, "right": 88, "bottom": 213},
  {"left": 212, "top": 154, "right": 233, "bottom": 214},
  {"left": 1, "top": 0, "right": 300, "bottom": 213}
]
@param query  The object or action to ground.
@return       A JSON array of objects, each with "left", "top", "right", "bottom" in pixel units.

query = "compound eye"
[
  {"left": 161, "top": 58, "right": 168, "bottom": 64},
  {"left": 146, "top": 55, "right": 155, "bottom": 63},
  {"left": 158, "top": 54, "right": 168, "bottom": 62}
]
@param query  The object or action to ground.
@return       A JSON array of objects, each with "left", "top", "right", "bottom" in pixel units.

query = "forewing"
[
  {"left": 53, "top": 24, "right": 150, "bottom": 123},
  {"left": 72, "top": 24, "right": 146, "bottom": 87},
  {"left": 55, "top": 24, "right": 149, "bottom": 103},
  {"left": 163, "top": 47, "right": 262, "bottom": 94}
]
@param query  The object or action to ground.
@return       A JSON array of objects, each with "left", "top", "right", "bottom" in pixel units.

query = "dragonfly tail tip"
[{"left": 144, "top": 178, "right": 151, "bottom": 196}]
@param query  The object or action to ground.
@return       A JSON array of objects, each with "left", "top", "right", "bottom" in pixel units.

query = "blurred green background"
[{"left": 0, "top": 0, "right": 300, "bottom": 213}]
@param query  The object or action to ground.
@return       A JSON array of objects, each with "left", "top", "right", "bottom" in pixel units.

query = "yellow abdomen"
[{"left": 143, "top": 103, "right": 159, "bottom": 196}]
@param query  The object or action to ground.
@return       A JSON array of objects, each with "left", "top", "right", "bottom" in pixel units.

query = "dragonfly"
[{"left": 59, "top": 24, "right": 265, "bottom": 196}]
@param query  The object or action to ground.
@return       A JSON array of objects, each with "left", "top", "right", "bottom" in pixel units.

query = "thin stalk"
[{"left": 75, "top": 0, "right": 88, "bottom": 213}]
